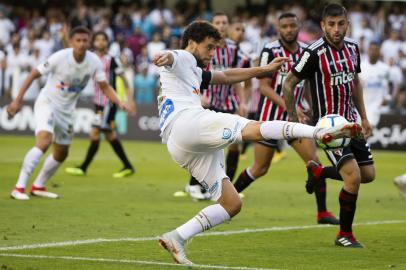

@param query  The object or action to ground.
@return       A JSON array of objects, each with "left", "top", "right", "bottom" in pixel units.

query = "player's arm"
[
  {"left": 98, "top": 81, "right": 131, "bottom": 113},
  {"left": 152, "top": 51, "right": 174, "bottom": 67},
  {"left": 282, "top": 72, "right": 302, "bottom": 122},
  {"left": 7, "top": 69, "right": 42, "bottom": 118},
  {"left": 210, "top": 57, "right": 289, "bottom": 85},
  {"left": 352, "top": 73, "right": 372, "bottom": 137},
  {"left": 235, "top": 82, "right": 248, "bottom": 117}
]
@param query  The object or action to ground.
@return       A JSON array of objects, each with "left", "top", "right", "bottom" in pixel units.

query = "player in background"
[
  {"left": 153, "top": 21, "right": 362, "bottom": 264},
  {"left": 283, "top": 4, "right": 375, "bottom": 247},
  {"left": 359, "top": 41, "right": 391, "bottom": 128},
  {"left": 233, "top": 13, "right": 340, "bottom": 225},
  {"left": 185, "top": 13, "right": 251, "bottom": 200},
  {"left": 7, "top": 26, "right": 131, "bottom": 200},
  {"left": 65, "top": 31, "right": 136, "bottom": 178}
]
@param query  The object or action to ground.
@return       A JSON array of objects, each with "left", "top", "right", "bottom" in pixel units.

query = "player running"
[
  {"left": 283, "top": 4, "right": 375, "bottom": 248},
  {"left": 233, "top": 12, "right": 341, "bottom": 225},
  {"left": 65, "top": 31, "right": 136, "bottom": 178},
  {"left": 7, "top": 27, "right": 131, "bottom": 200},
  {"left": 153, "top": 21, "right": 362, "bottom": 264}
]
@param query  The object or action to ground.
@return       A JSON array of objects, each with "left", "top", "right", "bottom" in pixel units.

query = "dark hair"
[
  {"left": 92, "top": 31, "right": 109, "bottom": 43},
  {"left": 212, "top": 12, "right": 229, "bottom": 22},
  {"left": 181, "top": 21, "right": 222, "bottom": 49},
  {"left": 278, "top": 12, "right": 297, "bottom": 21},
  {"left": 69, "top": 26, "right": 91, "bottom": 38},
  {"left": 322, "top": 3, "right": 347, "bottom": 19}
]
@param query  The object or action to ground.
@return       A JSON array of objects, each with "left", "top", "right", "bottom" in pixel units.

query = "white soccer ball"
[{"left": 315, "top": 114, "right": 351, "bottom": 150}]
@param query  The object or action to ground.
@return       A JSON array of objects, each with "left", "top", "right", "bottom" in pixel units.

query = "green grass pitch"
[{"left": 0, "top": 135, "right": 405, "bottom": 269}]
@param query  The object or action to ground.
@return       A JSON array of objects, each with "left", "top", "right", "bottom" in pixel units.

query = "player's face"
[
  {"left": 278, "top": 17, "right": 299, "bottom": 44},
  {"left": 70, "top": 33, "right": 90, "bottom": 55},
  {"left": 321, "top": 15, "right": 349, "bottom": 46},
  {"left": 191, "top": 37, "right": 217, "bottom": 67},
  {"left": 93, "top": 34, "right": 108, "bottom": 52},
  {"left": 212, "top": 15, "right": 229, "bottom": 38},
  {"left": 368, "top": 44, "right": 380, "bottom": 63},
  {"left": 229, "top": 23, "right": 245, "bottom": 43}
]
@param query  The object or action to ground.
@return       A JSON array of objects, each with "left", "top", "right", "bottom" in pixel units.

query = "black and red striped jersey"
[
  {"left": 203, "top": 38, "right": 250, "bottom": 113},
  {"left": 257, "top": 39, "right": 307, "bottom": 121},
  {"left": 291, "top": 36, "right": 361, "bottom": 123}
]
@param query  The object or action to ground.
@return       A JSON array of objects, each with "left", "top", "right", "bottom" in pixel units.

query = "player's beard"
[
  {"left": 280, "top": 32, "right": 298, "bottom": 45},
  {"left": 325, "top": 31, "right": 345, "bottom": 47}
]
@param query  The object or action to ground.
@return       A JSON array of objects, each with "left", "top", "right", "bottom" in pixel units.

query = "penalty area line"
[
  {"left": 0, "top": 253, "right": 280, "bottom": 270},
  {"left": 0, "top": 219, "right": 405, "bottom": 251}
]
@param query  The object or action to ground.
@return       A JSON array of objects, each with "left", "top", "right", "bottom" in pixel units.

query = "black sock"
[
  {"left": 226, "top": 149, "right": 240, "bottom": 181},
  {"left": 234, "top": 169, "right": 255, "bottom": 193},
  {"left": 80, "top": 140, "right": 100, "bottom": 172},
  {"left": 109, "top": 139, "right": 133, "bottom": 169},
  {"left": 314, "top": 179, "right": 327, "bottom": 212},
  {"left": 339, "top": 188, "right": 358, "bottom": 233},
  {"left": 321, "top": 166, "right": 343, "bottom": 181}
]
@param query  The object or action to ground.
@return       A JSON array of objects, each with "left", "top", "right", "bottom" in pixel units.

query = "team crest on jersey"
[
  {"left": 222, "top": 128, "right": 232, "bottom": 140},
  {"left": 317, "top": 48, "right": 326, "bottom": 56}
]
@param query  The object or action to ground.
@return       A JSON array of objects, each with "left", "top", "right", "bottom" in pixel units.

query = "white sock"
[
  {"left": 16, "top": 147, "right": 44, "bottom": 189},
  {"left": 176, "top": 204, "right": 230, "bottom": 240},
  {"left": 260, "top": 120, "right": 318, "bottom": 140},
  {"left": 33, "top": 155, "right": 61, "bottom": 188}
]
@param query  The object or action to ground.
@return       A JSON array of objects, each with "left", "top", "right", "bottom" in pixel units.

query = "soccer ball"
[{"left": 315, "top": 114, "right": 351, "bottom": 150}]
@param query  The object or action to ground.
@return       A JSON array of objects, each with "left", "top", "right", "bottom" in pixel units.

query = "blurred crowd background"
[{"left": 0, "top": 0, "right": 405, "bottom": 113}]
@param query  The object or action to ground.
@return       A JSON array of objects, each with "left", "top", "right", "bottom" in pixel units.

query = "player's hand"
[
  {"left": 118, "top": 102, "right": 131, "bottom": 114},
  {"left": 237, "top": 103, "right": 248, "bottom": 117},
  {"left": 127, "top": 99, "right": 137, "bottom": 116},
  {"left": 152, "top": 52, "right": 174, "bottom": 67},
  {"left": 266, "top": 57, "right": 291, "bottom": 72},
  {"left": 6, "top": 100, "right": 22, "bottom": 119},
  {"left": 361, "top": 118, "right": 373, "bottom": 138},
  {"left": 201, "top": 95, "right": 210, "bottom": 108},
  {"left": 296, "top": 107, "right": 310, "bottom": 124}
]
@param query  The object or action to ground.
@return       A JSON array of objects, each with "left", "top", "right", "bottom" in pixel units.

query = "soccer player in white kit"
[
  {"left": 153, "top": 21, "right": 362, "bottom": 264},
  {"left": 359, "top": 42, "right": 391, "bottom": 127},
  {"left": 7, "top": 26, "right": 131, "bottom": 200}
]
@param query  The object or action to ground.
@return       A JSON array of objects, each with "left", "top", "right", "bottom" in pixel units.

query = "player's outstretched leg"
[
  {"left": 159, "top": 179, "right": 238, "bottom": 264},
  {"left": 394, "top": 173, "right": 406, "bottom": 198}
]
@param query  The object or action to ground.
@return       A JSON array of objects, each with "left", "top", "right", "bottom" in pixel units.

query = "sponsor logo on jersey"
[
  {"left": 330, "top": 71, "right": 355, "bottom": 86},
  {"left": 294, "top": 51, "right": 310, "bottom": 72},
  {"left": 192, "top": 86, "right": 200, "bottom": 95}
]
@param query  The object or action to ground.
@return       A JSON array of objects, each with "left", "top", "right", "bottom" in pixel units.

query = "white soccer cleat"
[
  {"left": 394, "top": 174, "right": 406, "bottom": 199},
  {"left": 185, "top": 184, "right": 208, "bottom": 200},
  {"left": 159, "top": 230, "right": 193, "bottom": 265},
  {"left": 30, "top": 186, "right": 59, "bottom": 199},
  {"left": 315, "top": 122, "right": 362, "bottom": 144},
  {"left": 10, "top": 188, "right": 30, "bottom": 200}
]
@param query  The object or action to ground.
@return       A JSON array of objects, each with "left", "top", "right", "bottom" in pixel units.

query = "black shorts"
[
  {"left": 91, "top": 103, "right": 117, "bottom": 131},
  {"left": 324, "top": 138, "right": 374, "bottom": 170}
]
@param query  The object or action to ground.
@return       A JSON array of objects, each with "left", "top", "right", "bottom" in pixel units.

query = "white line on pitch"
[
  {"left": 0, "top": 219, "right": 404, "bottom": 251},
  {"left": 0, "top": 253, "right": 279, "bottom": 270}
]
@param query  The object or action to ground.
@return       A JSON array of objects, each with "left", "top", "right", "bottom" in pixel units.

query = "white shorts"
[
  {"left": 34, "top": 96, "right": 74, "bottom": 145},
  {"left": 166, "top": 108, "right": 251, "bottom": 201}
]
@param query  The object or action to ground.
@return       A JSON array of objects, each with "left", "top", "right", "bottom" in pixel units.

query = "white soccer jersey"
[
  {"left": 158, "top": 50, "right": 212, "bottom": 135},
  {"left": 360, "top": 59, "right": 390, "bottom": 126},
  {"left": 36, "top": 48, "right": 106, "bottom": 112}
]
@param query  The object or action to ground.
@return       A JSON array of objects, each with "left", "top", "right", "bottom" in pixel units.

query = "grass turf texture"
[{"left": 0, "top": 135, "right": 405, "bottom": 269}]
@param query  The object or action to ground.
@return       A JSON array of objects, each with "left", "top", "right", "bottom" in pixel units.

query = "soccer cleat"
[
  {"left": 335, "top": 232, "right": 364, "bottom": 248},
  {"left": 394, "top": 174, "right": 406, "bottom": 199},
  {"left": 271, "top": 151, "right": 287, "bottom": 164},
  {"left": 317, "top": 211, "right": 339, "bottom": 225},
  {"left": 315, "top": 123, "right": 363, "bottom": 144},
  {"left": 10, "top": 188, "right": 30, "bottom": 200},
  {"left": 305, "top": 160, "right": 322, "bottom": 194},
  {"left": 113, "top": 168, "right": 135, "bottom": 178},
  {"left": 159, "top": 230, "right": 193, "bottom": 265},
  {"left": 65, "top": 167, "right": 86, "bottom": 176},
  {"left": 30, "top": 186, "right": 59, "bottom": 199},
  {"left": 185, "top": 184, "right": 209, "bottom": 200}
]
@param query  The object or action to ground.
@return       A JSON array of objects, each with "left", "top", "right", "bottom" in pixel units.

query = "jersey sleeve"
[
  {"left": 291, "top": 49, "right": 317, "bottom": 80},
  {"left": 93, "top": 56, "right": 107, "bottom": 82},
  {"left": 259, "top": 47, "right": 275, "bottom": 67},
  {"left": 36, "top": 51, "right": 62, "bottom": 75},
  {"left": 200, "top": 70, "right": 212, "bottom": 90},
  {"left": 164, "top": 50, "right": 180, "bottom": 71}
]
